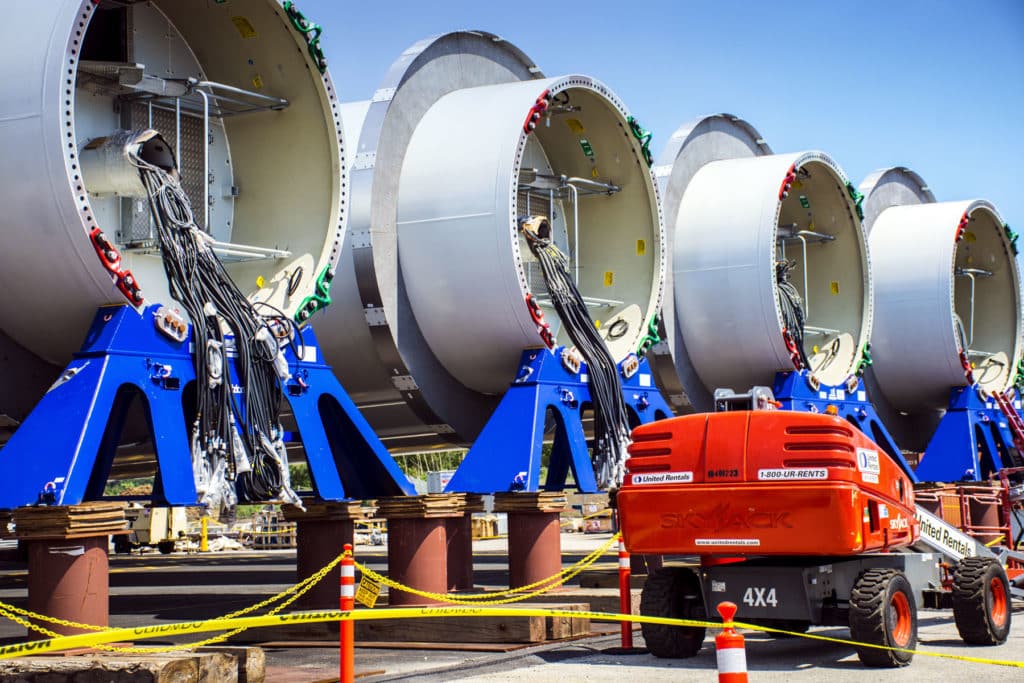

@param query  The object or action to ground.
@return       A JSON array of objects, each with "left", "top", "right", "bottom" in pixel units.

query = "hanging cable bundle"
[
  {"left": 126, "top": 130, "right": 302, "bottom": 512},
  {"left": 776, "top": 259, "right": 811, "bottom": 369},
  {"left": 519, "top": 215, "right": 631, "bottom": 490}
]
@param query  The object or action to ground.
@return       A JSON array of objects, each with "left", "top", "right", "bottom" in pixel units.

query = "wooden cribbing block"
[
  {"left": 536, "top": 601, "right": 591, "bottom": 639},
  {"left": 0, "top": 650, "right": 243, "bottom": 682},
  {"left": 354, "top": 601, "right": 590, "bottom": 644}
]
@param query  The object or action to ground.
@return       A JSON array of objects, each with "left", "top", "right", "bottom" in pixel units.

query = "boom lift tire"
[
  {"left": 849, "top": 568, "right": 917, "bottom": 667},
  {"left": 952, "top": 557, "right": 1012, "bottom": 645},
  {"left": 639, "top": 567, "right": 706, "bottom": 658}
]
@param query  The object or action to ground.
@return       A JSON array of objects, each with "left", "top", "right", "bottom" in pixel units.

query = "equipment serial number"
[{"left": 707, "top": 469, "right": 739, "bottom": 478}]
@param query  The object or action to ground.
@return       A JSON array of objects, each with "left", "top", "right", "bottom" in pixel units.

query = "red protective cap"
[{"left": 717, "top": 601, "right": 738, "bottom": 623}]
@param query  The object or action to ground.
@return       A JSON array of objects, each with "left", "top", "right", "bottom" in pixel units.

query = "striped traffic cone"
[
  {"left": 340, "top": 544, "right": 355, "bottom": 683},
  {"left": 715, "top": 601, "right": 748, "bottom": 682},
  {"left": 618, "top": 538, "right": 633, "bottom": 649}
]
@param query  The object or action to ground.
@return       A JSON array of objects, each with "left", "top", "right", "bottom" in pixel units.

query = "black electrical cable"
[
  {"left": 130, "top": 140, "right": 297, "bottom": 508},
  {"left": 776, "top": 259, "right": 811, "bottom": 369},
  {"left": 519, "top": 215, "right": 631, "bottom": 490}
]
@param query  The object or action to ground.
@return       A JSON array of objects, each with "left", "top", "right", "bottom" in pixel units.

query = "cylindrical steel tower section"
[
  {"left": 319, "top": 34, "right": 664, "bottom": 449},
  {"left": 858, "top": 167, "right": 939, "bottom": 451},
  {"left": 674, "top": 152, "right": 871, "bottom": 408},
  {"left": 398, "top": 76, "right": 663, "bottom": 394},
  {"left": 860, "top": 166, "right": 935, "bottom": 235},
  {"left": 869, "top": 199, "right": 1021, "bottom": 412},
  {"left": 650, "top": 114, "right": 771, "bottom": 412},
  {"left": 0, "top": 0, "right": 346, "bottom": 366}
]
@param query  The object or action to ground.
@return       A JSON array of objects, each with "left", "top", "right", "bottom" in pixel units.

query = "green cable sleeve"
[{"left": 283, "top": 1, "right": 327, "bottom": 74}]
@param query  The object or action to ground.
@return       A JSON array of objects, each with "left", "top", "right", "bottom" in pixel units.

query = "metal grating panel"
[
  {"left": 121, "top": 102, "right": 206, "bottom": 242},
  {"left": 519, "top": 189, "right": 553, "bottom": 300}
]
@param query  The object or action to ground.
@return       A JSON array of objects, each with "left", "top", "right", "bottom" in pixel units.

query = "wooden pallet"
[
  {"left": 376, "top": 494, "right": 465, "bottom": 519},
  {"left": 13, "top": 502, "right": 126, "bottom": 540},
  {"left": 493, "top": 492, "right": 568, "bottom": 514}
]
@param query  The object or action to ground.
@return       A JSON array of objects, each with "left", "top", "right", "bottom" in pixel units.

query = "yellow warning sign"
[
  {"left": 231, "top": 16, "right": 258, "bottom": 39},
  {"left": 355, "top": 576, "right": 381, "bottom": 608},
  {"left": 565, "top": 118, "right": 585, "bottom": 135},
  {"left": 636, "top": 239, "right": 646, "bottom": 256},
  {"left": 252, "top": 74, "right": 264, "bottom": 90},
  {"left": 603, "top": 271, "right": 614, "bottom": 287},
  {"left": 830, "top": 281, "right": 839, "bottom": 295}
]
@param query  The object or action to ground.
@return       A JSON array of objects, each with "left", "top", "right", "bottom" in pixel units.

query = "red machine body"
[{"left": 618, "top": 411, "right": 920, "bottom": 556}]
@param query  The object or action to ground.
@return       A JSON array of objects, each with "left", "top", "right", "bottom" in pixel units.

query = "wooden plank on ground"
[
  {"left": 0, "top": 651, "right": 238, "bottom": 682},
  {"left": 539, "top": 601, "right": 591, "bottom": 639}
]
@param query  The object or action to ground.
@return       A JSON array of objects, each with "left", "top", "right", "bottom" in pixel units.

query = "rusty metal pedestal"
[
  {"left": 494, "top": 492, "right": 567, "bottom": 589},
  {"left": 377, "top": 494, "right": 466, "bottom": 606},
  {"left": 446, "top": 494, "right": 483, "bottom": 591},
  {"left": 14, "top": 503, "right": 127, "bottom": 637},
  {"left": 283, "top": 501, "right": 374, "bottom": 610}
]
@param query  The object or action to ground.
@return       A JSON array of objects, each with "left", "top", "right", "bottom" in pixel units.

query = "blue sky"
[{"left": 302, "top": 0, "right": 1024, "bottom": 234}]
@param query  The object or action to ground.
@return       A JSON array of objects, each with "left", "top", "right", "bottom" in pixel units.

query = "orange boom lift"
[{"left": 618, "top": 401, "right": 1016, "bottom": 668}]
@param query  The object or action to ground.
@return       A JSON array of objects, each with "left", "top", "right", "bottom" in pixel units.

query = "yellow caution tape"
[
  {"left": 0, "top": 549, "right": 345, "bottom": 653},
  {"left": 1, "top": 606, "right": 1022, "bottom": 668},
  {"left": 350, "top": 533, "right": 620, "bottom": 605},
  {"left": 243, "top": 526, "right": 297, "bottom": 536}
]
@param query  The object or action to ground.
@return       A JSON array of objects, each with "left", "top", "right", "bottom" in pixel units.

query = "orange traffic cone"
[{"left": 715, "top": 601, "right": 748, "bottom": 682}]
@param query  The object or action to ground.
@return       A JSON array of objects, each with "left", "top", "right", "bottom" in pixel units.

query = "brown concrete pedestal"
[
  {"left": 14, "top": 503, "right": 127, "bottom": 637},
  {"left": 283, "top": 501, "right": 373, "bottom": 610},
  {"left": 377, "top": 494, "right": 465, "bottom": 606},
  {"left": 494, "top": 492, "right": 567, "bottom": 589}
]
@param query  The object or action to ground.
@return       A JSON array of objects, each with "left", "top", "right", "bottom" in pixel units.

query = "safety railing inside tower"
[
  {"left": 776, "top": 225, "right": 835, "bottom": 323},
  {"left": 517, "top": 170, "right": 622, "bottom": 321},
  {"left": 78, "top": 61, "right": 291, "bottom": 262},
  {"left": 954, "top": 266, "right": 995, "bottom": 362}
]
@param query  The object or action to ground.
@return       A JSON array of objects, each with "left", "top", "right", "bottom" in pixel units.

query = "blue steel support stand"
[
  {"left": 0, "top": 304, "right": 412, "bottom": 509},
  {"left": 445, "top": 349, "right": 673, "bottom": 494},
  {"left": 772, "top": 370, "right": 920, "bottom": 483},
  {"left": 914, "top": 386, "right": 1023, "bottom": 482}
]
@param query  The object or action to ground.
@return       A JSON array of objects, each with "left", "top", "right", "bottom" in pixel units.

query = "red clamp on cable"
[
  {"left": 778, "top": 163, "right": 797, "bottom": 201},
  {"left": 955, "top": 212, "right": 970, "bottom": 242},
  {"left": 525, "top": 294, "right": 555, "bottom": 348},
  {"left": 538, "top": 325, "right": 555, "bottom": 349},
  {"left": 525, "top": 293, "right": 545, "bottom": 324},
  {"left": 959, "top": 349, "right": 975, "bottom": 384},
  {"left": 89, "top": 227, "right": 122, "bottom": 274},
  {"left": 522, "top": 89, "right": 552, "bottom": 134},
  {"left": 116, "top": 269, "right": 144, "bottom": 306},
  {"left": 781, "top": 328, "right": 803, "bottom": 369}
]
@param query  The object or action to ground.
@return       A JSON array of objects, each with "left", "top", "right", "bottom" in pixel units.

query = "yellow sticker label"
[
  {"left": 566, "top": 118, "right": 585, "bottom": 134},
  {"left": 231, "top": 16, "right": 258, "bottom": 39},
  {"left": 830, "top": 281, "right": 839, "bottom": 295},
  {"left": 255, "top": 275, "right": 265, "bottom": 288},
  {"left": 252, "top": 74, "right": 264, "bottom": 90},
  {"left": 604, "top": 271, "right": 614, "bottom": 287},
  {"left": 964, "top": 231, "right": 976, "bottom": 242},
  {"left": 591, "top": 167, "right": 600, "bottom": 179},
  {"left": 636, "top": 239, "right": 646, "bottom": 256},
  {"left": 355, "top": 575, "right": 381, "bottom": 608}
]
